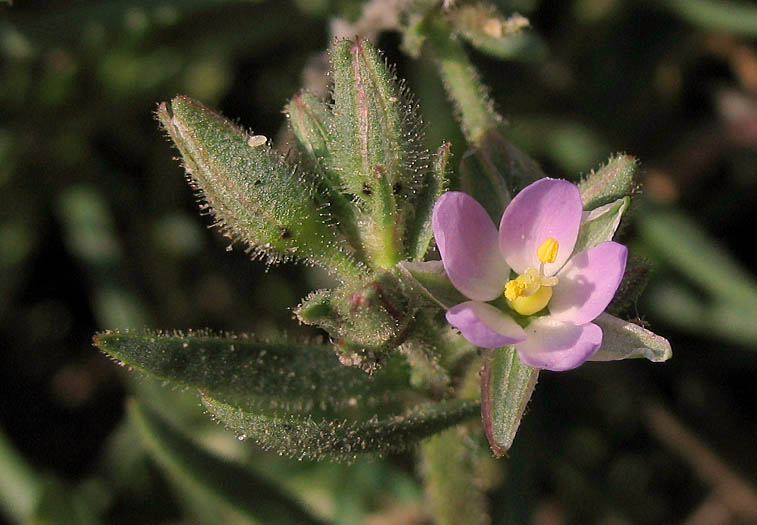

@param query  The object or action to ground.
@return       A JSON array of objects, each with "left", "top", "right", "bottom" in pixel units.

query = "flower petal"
[
  {"left": 433, "top": 192, "right": 509, "bottom": 301},
  {"left": 515, "top": 318, "right": 602, "bottom": 371},
  {"left": 549, "top": 241, "right": 627, "bottom": 325},
  {"left": 499, "top": 178, "right": 582, "bottom": 276},
  {"left": 446, "top": 301, "right": 527, "bottom": 349}
]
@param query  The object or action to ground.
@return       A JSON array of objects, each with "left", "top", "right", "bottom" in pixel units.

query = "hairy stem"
[{"left": 421, "top": 13, "right": 502, "bottom": 145}]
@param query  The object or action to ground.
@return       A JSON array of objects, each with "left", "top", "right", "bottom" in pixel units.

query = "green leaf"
[
  {"left": 420, "top": 428, "right": 490, "bottom": 525},
  {"left": 157, "top": 95, "right": 364, "bottom": 281},
  {"left": 203, "top": 396, "right": 480, "bottom": 462},
  {"left": 578, "top": 154, "right": 638, "bottom": 210},
  {"left": 397, "top": 261, "right": 467, "bottom": 310},
  {"left": 572, "top": 197, "right": 628, "bottom": 255},
  {"left": 406, "top": 141, "right": 450, "bottom": 261},
  {"left": 591, "top": 313, "right": 672, "bottom": 362},
  {"left": 480, "top": 347, "right": 538, "bottom": 456},
  {"left": 459, "top": 129, "right": 546, "bottom": 223},
  {"left": 130, "top": 401, "right": 324, "bottom": 525},
  {"left": 330, "top": 38, "right": 427, "bottom": 268},
  {"left": 94, "top": 330, "right": 409, "bottom": 415}
]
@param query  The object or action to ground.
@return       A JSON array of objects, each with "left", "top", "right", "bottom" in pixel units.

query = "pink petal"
[
  {"left": 499, "top": 178, "right": 582, "bottom": 276},
  {"left": 515, "top": 318, "right": 602, "bottom": 371},
  {"left": 433, "top": 192, "right": 510, "bottom": 301},
  {"left": 549, "top": 241, "right": 627, "bottom": 325},
  {"left": 446, "top": 301, "right": 527, "bottom": 349}
]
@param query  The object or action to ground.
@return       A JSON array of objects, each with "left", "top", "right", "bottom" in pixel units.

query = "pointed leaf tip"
[{"left": 95, "top": 331, "right": 409, "bottom": 415}]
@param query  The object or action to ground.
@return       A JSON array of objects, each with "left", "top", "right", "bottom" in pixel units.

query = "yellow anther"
[
  {"left": 505, "top": 268, "right": 543, "bottom": 301},
  {"left": 508, "top": 285, "right": 553, "bottom": 316},
  {"left": 537, "top": 237, "right": 559, "bottom": 264},
  {"left": 504, "top": 280, "right": 525, "bottom": 301}
]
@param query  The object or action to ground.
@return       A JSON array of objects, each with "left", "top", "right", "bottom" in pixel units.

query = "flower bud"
[
  {"left": 286, "top": 92, "right": 365, "bottom": 260},
  {"left": 157, "top": 96, "right": 362, "bottom": 280},
  {"left": 579, "top": 154, "right": 638, "bottom": 210},
  {"left": 331, "top": 38, "right": 427, "bottom": 268}
]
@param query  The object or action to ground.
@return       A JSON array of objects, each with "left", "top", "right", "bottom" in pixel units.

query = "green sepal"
[
  {"left": 460, "top": 129, "right": 545, "bottom": 222},
  {"left": 203, "top": 395, "right": 480, "bottom": 462},
  {"left": 480, "top": 347, "right": 538, "bottom": 456},
  {"left": 130, "top": 401, "right": 324, "bottom": 525},
  {"left": 330, "top": 38, "right": 427, "bottom": 268},
  {"left": 397, "top": 260, "right": 467, "bottom": 310},
  {"left": 157, "top": 95, "right": 363, "bottom": 281},
  {"left": 405, "top": 141, "right": 451, "bottom": 261},
  {"left": 578, "top": 154, "right": 638, "bottom": 210},
  {"left": 451, "top": 6, "right": 546, "bottom": 61},
  {"left": 94, "top": 330, "right": 409, "bottom": 416},
  {"left": 572, "top": 196, "right": 629, "bottom": 255},
  {"left": 590, "top": 313, "right": 672, "bottom": 363}
]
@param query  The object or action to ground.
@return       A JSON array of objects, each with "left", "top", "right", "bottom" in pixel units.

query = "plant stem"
[{"left": 421, "top": 13, "right": 502, "bottom": 145}]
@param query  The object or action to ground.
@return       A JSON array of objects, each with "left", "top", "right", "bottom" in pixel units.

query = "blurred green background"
[{"left": 2, "top": 0, "right": 757, "bottom": 523}]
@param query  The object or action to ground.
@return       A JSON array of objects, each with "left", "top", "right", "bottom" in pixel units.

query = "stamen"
[
  {"left": 537, "top": 237, "right": 559, "bottom": 264},
  {"left": 509, "top": 285, "right": 553, "bottom": 315},
  {"left": 504, "top": 280, "right": 525, "bottom": 301}
]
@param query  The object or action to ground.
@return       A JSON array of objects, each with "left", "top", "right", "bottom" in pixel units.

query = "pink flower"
[{"left": 432, "top": 178, "right": 627, "bottom": 371}]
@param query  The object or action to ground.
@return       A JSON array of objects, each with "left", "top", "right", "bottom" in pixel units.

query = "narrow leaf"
[
  {"left": 591, "top": 313, "right": 671, "bottom": 362},
  {"left": 397, "top": 260, "right": 467, "bottom": 310},
  {"left": 420, "top": 428, "right": 490, "bottom": 525},
  {"left": 130, "top": 401, "right": 323, "bottom": 525},
  {"left": 203, "top": 396, "right": 480, "bottom": 462},
  {"left": 481, "top": 347, "right": 538, "bottom": 456},
  {"left": 578, "top": 154, "right": 637, "bottom": 210},
  {"left": 94, "top": 330, "right": 408, "bottom": 415},
  {"left": 572, "top": 197, "right": 628, "bottom": 255}
]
